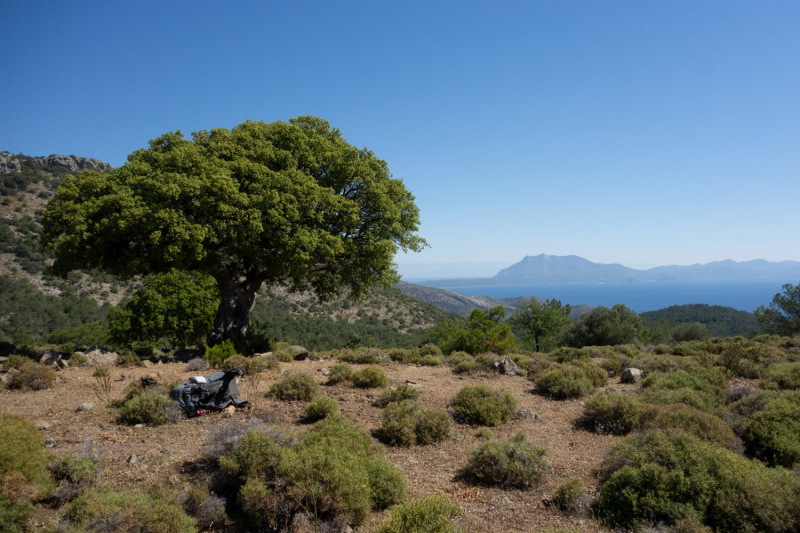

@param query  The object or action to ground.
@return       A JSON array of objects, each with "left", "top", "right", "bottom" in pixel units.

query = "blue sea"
[{"left": 444, "top": 278, "right": 797, "bottom": 313}]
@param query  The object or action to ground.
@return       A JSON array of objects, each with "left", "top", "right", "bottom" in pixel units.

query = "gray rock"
[
  {"left": 290, "top": 345, "right": 310, "bottom": 360},
  {"left": 127, "top": 454, "right": 137, "bottom": 464},
  {"left": 320, "top": 368, "right": 331, "bottom": 376},
  {"left": 57, "top": 359, "right": 70, "bottom": 369},
  {"left": 76, "top": 402, "right": 95, "bottom": 412},
  {"left": 35, "top": 421, "right": 53, "bottom": 430},
  {"left": 140, "top": 360, "right": 152, "bottom": 368},
  {"left": 39, "top": 351, "right": 62, "bottom": 365},
  {"left": 33, "top": 155, "right": 111, "bottom": 173},
  {"left": 517, "top": 409, "right": 540, "bottom": 421},
  {"left": 79, "top": 346, "right": 118, "bottom": 366},
  {"left": 492, "top": 356, "right": 520, "bottom": 376},
  {"left": 45, "top": 438, "right": 57, "bottom": 448},
  {"left": 620, "top": 367, "right": 643, "bottom": 384},
  {"left": 404, "top": 380, "right": 425, "bottom": 389},
  {"left": 0, "top": 152, "right": 21, "bottom": 174}
]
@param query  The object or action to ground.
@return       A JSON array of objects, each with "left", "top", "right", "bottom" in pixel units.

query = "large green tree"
[
  {"left": 509, "top": 298, "right": 571, "bottom": 352},
  {"left": 41, "top": 117, "right": 426, "bottom": 345},
  {"left": 562, "top": 304, "right": 644, "bottom": 347},
  {"left": 755, "top": 282, "right": 800, "bottom": 336}
]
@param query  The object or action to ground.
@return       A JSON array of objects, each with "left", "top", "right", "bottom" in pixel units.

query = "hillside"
[{"left": 640, "top": 304, "right": 761, "bottom": 337}]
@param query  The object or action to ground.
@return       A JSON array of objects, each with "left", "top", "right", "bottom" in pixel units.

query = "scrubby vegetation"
[
  {"left": 377, "top": 401, "right": 452, "bottom": 446},
  {"left": 461, "top": 433, "right": 548, "bottom": 489},
  {"left": 451, "top": 385, "right": 518, "bottom": 426},
  {"left": 375, "top": 494, "right": 463, "bottom": 533},
  {"left": 351, "top": 365, "right": 389, "bottom": 388},
  {"left": 303, "top": 395, "right": 339, "bottom": 421},
  {"left": 268, "top": 371, "right": 319, "bottom": 401}
]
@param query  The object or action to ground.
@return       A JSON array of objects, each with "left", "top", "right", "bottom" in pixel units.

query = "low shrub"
[
  {"left": 596, "top": 430, "right": 800, "bottom": 532},
  {"left": 4, "top": 355, "right": 27, "bottom": 370},
  {"left": 339, "top": 347, "right": 385, "bottom": 365},
  {"left": 118, "top": 390, "right": 181, "bottom": 425},
  {"left": 375, "top": 494, "right": 463, "bottom": 533},
  {"left": 273, "top": 350, "right": 293, "bottom": 363},
  {"left": 204, "top": 339, "right": 236, "bottom": 368},
  {"left": 185, "top": 357, "right": 209, "bottom": 372},
  {"left": 761, "top": 362, "right": 800, "bottom": 390},
  {"left": 116, "top": 351, "right": 142, "bottom": 367},
  {"left": 0, "top": 494, "right": 34, "bottom": 533},
  {"left": 535, "top": 365, "right": 595, "bottom": 400},
  {"left": 567, "top": 360, "right": 608, "bottom": 387},
  {"left": 474, "top": 427, "right": 492, "bottom": 440},
  {"left": 0, "top": 414, "right": 54, "bottom": 501},
  {"left": 351, "top": 365, "right": 389, "bottom": 388},
  {"left": 671, "top": 323, "right": 710, "bottom": 343},
  {"left": 325, "top": 362, "right": 352, "bottom": 386},
  {"left": 419, "top": 344, "right": 443, "bottom": 357},
  {"left": 461, "top": 433, "right": 548, "bottom": 490},
  {"left": 419, "top": 354, "right": 444, "bottom": 366},
  {"left": 304, "top": 396, "right": 339, "bottom": 421},
  {"left": 579, "top": 392, "right": 643, "bottom": 435},
  {"left": 180, "top": 485, "right": 227, "bottom": 531},
  {"left": 741, "top": 390, "right": 800, "bottom": 468},
  {"left": 63, "top": 488, "right": 197, "bottom": 533},
  {"left": 387, "top": 348, "right": 420, "bottom": 364},
  {"left": 49, "top": 451, "right": 99, "bottom": 503},
  {"left": 599, "top": 355, "right": 627, "bottom": 377},
  {"left": 451, "top": 386, "right": 518, "bottom": 426},
  {"left": 553, "top": 477, "right": 586, "bottom": 515},
  {"left": 378, "top": 401, "right": 452, "bottom": 446},
  {"left": 222, "top": 354, "right": 272, "bottom": 376},
  {"left": 374, "top": 384, "right": 421, "bottom": 407},
  {"left": 548, "top": 347, "right": 591, "bottom": 363},
  {"left": 640, "top": 404, "right": 737, "bottom": 448},
  {"left": 670, "top": 342, "right": 704, "bottom": 357},
  {"left": 8, "top": 362, "right": 55, "bottom": 391},
  {"left": 268, "top": 371, "right": 319, "bottom": 401},
  {"left": 524, "top": 354, "right": 553, "bottom": 379},
  {"left": 448, "top": 352, "right": 478, "bottom": 374},
  {"left": 366, "top": 456, "right": 408, "bottom": 510},
  {"left": 639, "top": 367, "right": 726, "bottom": 413}
]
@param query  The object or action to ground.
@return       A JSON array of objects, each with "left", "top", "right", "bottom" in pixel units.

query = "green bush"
[
  {"left": 8, "top": 362, "right": 55, "bottom": 391},
  {"left": 49, "top": 453, "right": 99, "bottom": 503},
  {"left": 419, "top": 354, "right": 444, "bottom": 366},
  {"left": 671, "top": 323, "right": 710, "bottom": 343},
  {"left": 579, "top": 392, "right": 643, "bottom": 435},
  {"left": 451, "top": 385, "right": 518, "bottom": 426},
  {"left": 639, "top": 367, "right": 726, "bottom": 413},
  {"left": 535, "top": 365, "right": 595, "bottom": 400},
  {"left": 378, "top": 401, "right": 452, "bottom": 446},
  {"left": 339, "top": 347, "right": 385, "bottom": 364},
  {"left": 376, "top": 494, "right": 463, "bottom": 533},
  {"left": 597, "top": 430, "right": 800, "bottom": 532},
  {"left": 741, "top": 390, "right": 800, "bottom": 468},
  {"left": 118, "top": 390, "right": 181, "bottom": 425},
  {"left": 374, "top": 384, "right": 421, "bottom": 407},
  {"left": 548, "top": 347, "right": 590, "bottom": 363},
  {"left": 116, "top": 351, "right": 142, "bottom": 367},
  {"left": 524, "top": 354, "right": 553, "bottom": 379},
  {"left": 0, "top": 494, "right": 34, "bottom": 533},
  {"left": 461, "top": 433, "right": 548, "bottom": 490},
  {"left": 273, "top": 349, "right": 293, "bottom": 363},
  {"left": 567, "top": 360, "right": 608, "bottom": 387},
  {"left": 761, "top": 362, "right": 800, "bottom": 390},
  {"left": 63, "top": 488, "right": 197, "bottom": 533},
  {"left": 268, "top": 371, "right": 319, "bottom": 401},
  {"left": 221, "top": 354, "right": 272, "bottom": 375},
  {"left": 0, "top": 414, "right": 54, "bottom": 505},
  {"left": 203, "top": 340, "right": 237, "bottom": 368},
  {"left": 640, "top": 404, "right": 737, "bottom": 448},
  {"left": 326, "top": 362, "right": 352, "bottom": 385},
  {"left": 387, "top": 348, "right": 420, "bottom": 364},
  {"left": 448, "top": 352, "right": 478, "bottom": 374},
  {"left": 419, "top": 344, "right": 443, "bottom": 357},
  {"left": 351, "top": 365, "right": 389, "bottom": 388},
  {"left": 553, "top": 477, "right": 586, "bottom": 515},
  {"left": 304, "top": 396, "right": 339, "bottom": 421},
  {"left": 221, "top": 415, "right": 406, "bottom": 529}
]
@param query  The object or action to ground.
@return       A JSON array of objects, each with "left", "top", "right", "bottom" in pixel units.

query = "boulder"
[
  {"left": 517, "top": 409, "right": 540, "bottom": 421},
  {"left": 39, "top": 351, "right": 62, "bottom": 365},
  {"left": 76, "top": 402, "right": 95, "bottom": 413},
  {"left": 290, "top": 345, "right": 310, "bottom": 360},
  {"left": 620, "top": 367, "right": 643, "bottom": 384},
  {"left": 492, "top": 356, "right": 520, "bottom": 376},
  {"left": 57, "top": 359, "right": 69, "bottom": 370},
  {"left": 78, "top": 346, "right": 118, "bottom": 366},
  {"left": 0, "top": 152, "right": 21, "bottom": 173}
]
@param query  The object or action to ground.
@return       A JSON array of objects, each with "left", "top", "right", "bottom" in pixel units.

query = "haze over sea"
[{"left": 445, "top": 278, "right": 797, "bottom": 314}]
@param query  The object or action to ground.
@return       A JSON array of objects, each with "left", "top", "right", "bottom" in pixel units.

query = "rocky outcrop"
[
  {"left": 33, "top": 155, "right": 111, "bottom": 173},
  {"left": 0, "top": 152, "right": 22, "bottom": 173}
]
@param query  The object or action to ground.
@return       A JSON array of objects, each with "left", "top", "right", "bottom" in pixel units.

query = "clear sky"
[{"left": 2, "top": 1, "right": 798, "bottom": 276}]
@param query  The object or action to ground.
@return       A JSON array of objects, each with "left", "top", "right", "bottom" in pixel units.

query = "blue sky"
[{"left": 2, "top": 1, "right": 798, "bottom": 277}]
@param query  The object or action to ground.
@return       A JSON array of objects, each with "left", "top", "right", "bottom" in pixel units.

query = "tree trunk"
[{"left": 207, "top": 272, "right": 265, "bottom": 346}]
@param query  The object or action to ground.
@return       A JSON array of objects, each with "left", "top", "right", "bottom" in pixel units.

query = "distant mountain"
[
  {"left": 394, "top": 281, "right": 509, "bottom": 315},
  {"left": 422, "top": 254, "right": 800, "bottom": 287}
]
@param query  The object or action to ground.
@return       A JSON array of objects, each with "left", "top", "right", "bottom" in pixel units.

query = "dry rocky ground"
[{"left": 0, "top": 358, "right": 640, "bottom": 532}]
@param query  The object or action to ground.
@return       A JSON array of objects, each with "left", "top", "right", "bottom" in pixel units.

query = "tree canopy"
[
  {"left": 509, "top": 298, "right": 571, "bottom": 352},
  {"left": 755, "top": 282, "right": 800, "bottom": 336},
  {"left": 562, "top": 304, "right": 643, "bottom": 347},
  {"left": 430, "top": 305, "right": 515, "bottom": 355},
  {"left": 41, "top": 117, "right": 426, "bottom": 345}
]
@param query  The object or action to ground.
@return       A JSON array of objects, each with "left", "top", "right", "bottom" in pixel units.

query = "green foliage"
[
  {"left": 761, "top": 362, "right": 800, "bottom": 390},
  {"left": 430, "top": 306, "right": 515, "bottom": 355},
  {"left": 351, "top": 365, "right": 389, "bottom": 388},
  {"left": 567, "top": 360, "right": 608, "bottom": 387},
  {"left": 461, "top": 433, "right": 548, "bottom": 490},
  {"left": 563, "top": 304, "right": 644, "bottom": 347},
  {"left": 8, "top": 361, "right": 55, "bottom": 391},
  {"left": 419, "top": 343, "right": 443, "bottom": 357},
  {"left": 375, "top": 494, "right": 463, "bottom": 533},
  {"left": 671, "top": 322, "right": 710, "bottom": 342},
  {"left": 115, "top": 351, "right": 141, "bottom": 367},
  {"left": 41, "top": 117, "right": 426, "bottom": 345},
  {"left": 44, "top": 323, "right": 110, "bottom": 352},
  {"left": 451, "top": 385, "right": 518, "bottom": 426},
  {"left": 118, "top": 390, "right": 181, "bottom": 426},
  {"left": 535, "top": 365, "right": 596, "bottom": 400},
  {"left": 755, "top": 281, "right": 800, "bottom": 335},
  {"left": 640, "top": 404, "right": 736, "bottom": 448},
  {"left": 641, "top": 304, "right": 761, "bottom": 338},
  {"left": 378, "top": 401, "right": 452, "bottom": 446},
  {"left": 203, "top": 339, "right": 236, "bottom": 368},
  {"left": 338, "top": 347, "right": 385, "bottom": 364},
  {"left": 325, "top": 362, "right": 352, "bottom": 385},
  {"left": 548, "top": 347, "right": 590, "bottom": 363},
  {"left": 510, "top": 298, "right": 571, "bottom": 352},
  {"left": 741, "top": 390, "right": 800, "bottom": 468},
  {"left": 580, "top": 391, "right": 643, "bottom": 435},
  {"left": 0, "top": 494, "right": 34, "bottom": 533},
  {"left": 597, "top": 430, "right": 800, "bottom": 532},
  {"left": 269, "top": 371, "right": 319, "bottom": 401},
  {"left": 221, "top": 354, "right": 273, "bottom": 375},
  {"left": 0, "top": 414, "right": 54, "bottom": 499},
  {"left": 374, "top": 384, "right": 422, "bottom": 407},
  {"left": 109, "top": 270, "right": 219, "bottom": 347},
  {"left": 640, "top": 367, "right": 727, "bottom": 413},
  {"left": 221, "top": 415, "right": 406, "bottom": 528},
  {"left": 63, "top": 488, "right": 197, "bottom": 533},
  {"left": 553, "top": 477, "right": 586, "bottom": 515},
  {"left": 303, "top": 396, "right": 339, "bottom": 421}
]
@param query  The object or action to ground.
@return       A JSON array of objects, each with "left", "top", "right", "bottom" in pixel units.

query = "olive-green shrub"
[
  {"left": 741, "top": 390, "right": 800, "bottom": 468},
  {"left": 378, "top": 401, "right": 452, "bottom": 446},
  {"left": 535, "top": 365, "right": 595, "bottom": 399},
  {"left": 461, "top": 433, "right": 548, "bottom": 490},
  {"left": 339, "top": 347, "right": 385, "bottom": 365},
  {"left": 640, "top": 404, "right": 737, "bottom": 448},
  {"left": 268, "top": 371, "right": 319, "bottom": 401},
  {"left": 326, "top": 362, "right": 352, "bottom": 385},
  {"left": 451, "top": 386, "right": 518, "bottom": 426},
  {"left": 118, "top": 390, "right": 181, "bottom": 426},
  {"left": 374, "top": 384, "right": 422, "bottom": 407},
  {"left": 553, "top": 477, "right": 586, "bottom": 515},
  {"left": 761, "top": 362, "right": 800, "bottom": 390},
  {"left": 579, "top": 392, "right": 643, "bottom": 435},
  {"left": 8, "top": 362, "right": 55, "bottom": 391},
  {"left": 639, "top": 367, "right": 726, "bottom": 413},
  {"left": 375, "top": 494, "right": 463, "bottom": 533},
  {"left": 351, "top": 365, "right": 389, "bottom": 388},
  {"left": 597, "top": 430, "right": 800, "bottom": 532},
  {"left": 303, "top": 396, "right": 339, "bottom": 421}
]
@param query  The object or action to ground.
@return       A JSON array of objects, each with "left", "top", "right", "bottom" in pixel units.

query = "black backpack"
[{"left": 169, "top": 368, "right": 250, "bottom": 417}]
